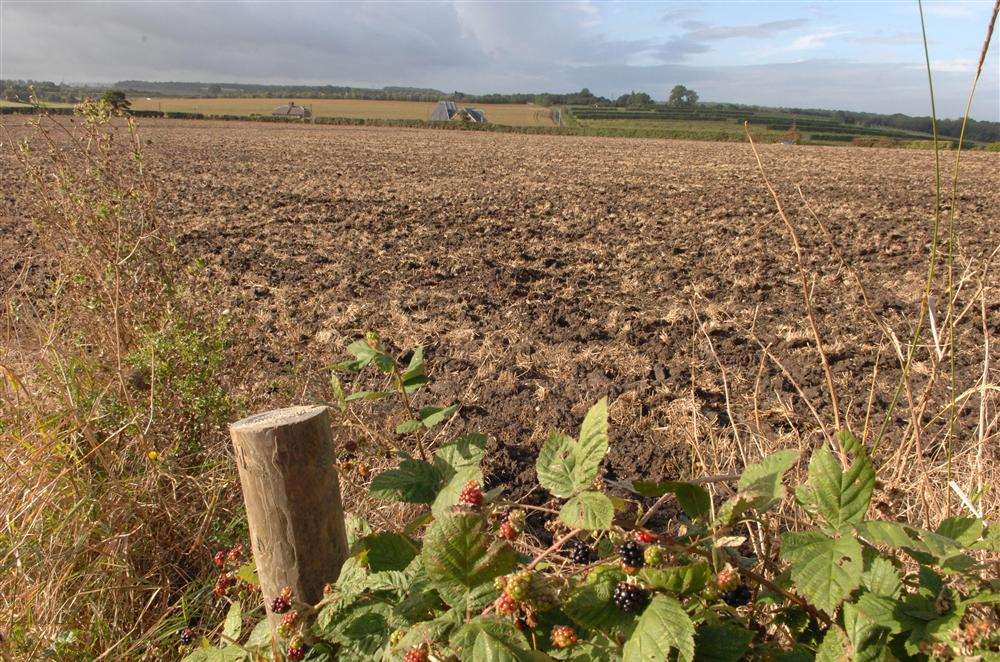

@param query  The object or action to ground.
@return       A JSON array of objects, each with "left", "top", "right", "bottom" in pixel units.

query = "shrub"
[{"left": 185, "top": 336, "right": 999, "bottom": 661}]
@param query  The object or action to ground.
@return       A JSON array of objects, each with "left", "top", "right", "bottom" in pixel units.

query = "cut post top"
[{"left": 229, "top": 405, "right": 329, "bottom": 433}]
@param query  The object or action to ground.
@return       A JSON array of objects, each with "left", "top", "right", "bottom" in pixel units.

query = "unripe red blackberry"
[
  {"left": 715, "top": 565, "right": 739, "bottom": 591},
  {"left": 722, "top": 584, "right": 752, "bottom": 607},
  {"left": 179, "top": 627, "right": 194, "bottom": 645},
  {"left": 403, "top": 644, "right": 429, "bottom": 662},
  {"left": 227, "top": 544, "right": 244, "bottom": 563},
  {"left": 567, "top": 539, "right": 594, "bottom": 564},
  {"left": 287, "top": 643, "right": 307, "bottom": 661},
  {"left": 505, "top": 571, "right": 532, "bottom": 601},
  {"left": 634, "top": 529, "right": 657, "bottom": 544},
  {"left": 278, "top": 610, "right": 300, "bottom": 638},
  {"left": 612, "top": 582, "right": 650, "bottom": 613},
  {"left": 619, "top": 540, "right": 645, "bottom": 569},
  {"left": 551, "top": 625, "right": 578, "bottom": 649},
  {"left": 458, "top": 480, "right": 483, "bottom": 508},
  {"left": 494, "top": 592, "right": 518, "bottom": 615},
  {"left": 270, "top": 586, "right": 293, "bottom": 614},
  {"left": 213, "top": 572, "right": 235, "bottom": 598},
  {"left": 213, "top": 550, "right": 226, "bottom": 568},
  {"left": 499, "top": 521, "right": 518, "bottom": 541}
]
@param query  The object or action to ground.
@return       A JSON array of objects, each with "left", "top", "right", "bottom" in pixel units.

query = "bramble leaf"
[
  {"left": 222, "top": 600, "right": 241, "bottom": 642},
  {"left": 781, "top": 529, "right": 862, "bottom": 614},
  {"left": 422, "top": 513, "right": 517, "bottom": 611},
  {"left": 629, "top": 480, "right": 710, "bottom": 520},
  {"left": 575, "top": 398, "right": 609, "bottom": 489},
  {"left": 369, "top": 460, "right": 442, "bottom": 504},
  {"left": 738, "top": 449, "right": 800, "bottom": 510},
  {"left": 559, "top": 491, "right": 614, "bottom": 530},
  {"left": 693, "top": 623, "right": 755, "bottom": 662},
  {"left": 536, "top": 432, "right": 578, "bottom": 498},
  {"left": 797, "top": 436, "right": 875, "bottom": 530},
  {"left": 622, "top": 595, "right": 694, "bottom": 662},
  {"left": 638, "top": 562, "right": 711, "bottom": 596}
]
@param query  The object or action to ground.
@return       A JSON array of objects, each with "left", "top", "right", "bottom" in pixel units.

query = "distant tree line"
[{"left": 3, "top": 78, "right": 996, "bottom": 142}]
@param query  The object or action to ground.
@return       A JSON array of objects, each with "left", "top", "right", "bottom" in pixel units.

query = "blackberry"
[
  {"left": 551, "top": 625, "right": 578, "bottom": 649},
  {"left": 715, "top": 565, "right": 739, "bottom": 591},
  {"left": 499, "top": 521, "right": 518, "bottom": 541},
  {"left": 723, "top": 584, "right": 752, "bottom": 607},
  {"left": 494, "top": 592, "right": 518, "bottom": 615},
  {"left": 567, "top": 539, "right": 594, "bottom": 564},
  {"left": 506, "top": 571, "right": 532, "bottom": 601},
  {"left": 635, "top": 529, "right": 657, "bottom": 544},
  {"left": 287, "top": 644, "right": 307, "bottom": 661},
  {"left": 643, "top": 545, "right": 665, "bottom": 567},
  {"left": 179, "top": 627, "right": 194, "bottom": 645},
  {"left": 612, "top": 582, "right": 650, "bottom": 613},
  {"left": 619, "top": 540, "right": 645, "bottom": 569},
  {"left": 403, "top": 646, "right": 429, "bottom": 662},
  {"left": 458, "top": 481, "right": 483, "bottom": 508},
  {"left": 270, "top": 586, "right": 293, "bottom": 614},
  {"left": 213, "top": 550, "right": 226, "bottom": 568}
]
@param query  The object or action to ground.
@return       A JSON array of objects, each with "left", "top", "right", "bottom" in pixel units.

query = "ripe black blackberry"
[
  {"left": 612, "top": 582, "right": 650, "bottom": 613},
  {"left": 619, "top": 540, "right": 645, "bottom": 569},
  {"left": 567, "top": 539, "right": 594, "bottom": 564},
  {"left": 723, "top": 584, "right": 752, "bottom": 607},
  {"left": 179, "top": 627, "right": 194, "bottom": 645}
]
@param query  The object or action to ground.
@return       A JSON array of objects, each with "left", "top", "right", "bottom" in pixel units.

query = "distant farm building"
[
  {"left": 429, "top": 100, "right": 487, "bottom": 123},
  {"left": 272, "top": 102, "right": 311, "bottom": 118}
]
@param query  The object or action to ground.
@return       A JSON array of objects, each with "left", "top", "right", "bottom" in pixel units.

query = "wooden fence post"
[{"left": 229, "top": 405, "right": 349, "bottom": 633}]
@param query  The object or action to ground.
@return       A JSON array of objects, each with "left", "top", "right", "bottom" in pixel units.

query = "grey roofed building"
[
  {"left": 272, "top": 101, "right": 311, "bottom": 118},
  {"left": 429, "top": 100, "right": 486, "bottom": 123},
  {"left": 430, "top": 100, "right": 457, "bottom": 121}
]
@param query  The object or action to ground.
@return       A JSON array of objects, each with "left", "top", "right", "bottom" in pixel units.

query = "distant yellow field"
[{"left": 125, "top": 97, "right": 556, "bottom": 127}]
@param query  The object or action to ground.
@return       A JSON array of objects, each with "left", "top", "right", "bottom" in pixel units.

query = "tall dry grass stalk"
[{"left": 1, "top": 101, "right": 240, "bottom": 659}]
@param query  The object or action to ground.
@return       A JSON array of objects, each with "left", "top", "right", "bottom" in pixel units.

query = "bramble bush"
[{"left": 185, "top": 335, "right": 998, "bottom": 662}]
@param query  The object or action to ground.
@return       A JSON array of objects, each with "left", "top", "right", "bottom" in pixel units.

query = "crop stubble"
[{"left": 3, "top": 118, "right": 998, "bottom": 510}]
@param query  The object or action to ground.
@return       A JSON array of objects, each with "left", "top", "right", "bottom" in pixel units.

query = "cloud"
[
  {"left": 1, "top": 1, "right": 996, "bottom": 119},
  {"left": 686, "top": 18, "right": 809, "bottom": 41},
  {"left": 788, "top": 30, "right": 852, "bottom": 50}
]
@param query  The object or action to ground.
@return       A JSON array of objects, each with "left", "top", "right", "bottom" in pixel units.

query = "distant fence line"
[{"left": 0, "top": 105, "right": 990, "bottom": 149}]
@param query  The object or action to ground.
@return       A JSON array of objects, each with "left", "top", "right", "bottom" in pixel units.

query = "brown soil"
[{"left": 3, "top": 117, "right": 998, "bottom": 503}]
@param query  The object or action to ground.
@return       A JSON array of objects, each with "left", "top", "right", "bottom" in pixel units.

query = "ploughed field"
[{"left": 3, "top": 117, "right": 998, "bottom": 498}]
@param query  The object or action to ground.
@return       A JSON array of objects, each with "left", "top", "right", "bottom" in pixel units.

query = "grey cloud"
[
  {"left": 1, "top": 1, "right": 996, "bottom": 119},
  {"left": 685, "top": 18, "right": 810, "bottom": 41}
]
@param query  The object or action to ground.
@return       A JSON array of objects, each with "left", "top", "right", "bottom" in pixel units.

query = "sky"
[{"left": 2, "top": 1, "right": 998, "bottom": 119}]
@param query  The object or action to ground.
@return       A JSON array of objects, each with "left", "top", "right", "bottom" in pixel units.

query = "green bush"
[{"left": 185, "top": 335, "right": 999, "bottom": 662}]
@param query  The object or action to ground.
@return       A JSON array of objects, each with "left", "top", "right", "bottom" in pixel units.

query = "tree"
[
  {"left": 668, "top": 84, "right": 699, "bottom": 108},
  {"left": 100, "top": 89, "right": 131, "bottom": 112},
  {"left": 615, "top": 91, "right": 654, "bottom": 109}
]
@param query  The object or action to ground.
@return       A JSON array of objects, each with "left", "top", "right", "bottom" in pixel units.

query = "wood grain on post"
[{"left": 229, "top": 405, "right": 349, "bottom": 632}]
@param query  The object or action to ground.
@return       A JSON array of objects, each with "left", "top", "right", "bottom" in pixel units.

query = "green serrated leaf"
[
  {"left": 244, "top": 619, "right": 271, "bottom": 653},
  {"left": 422, "top": 513, "right": 517, "bottom": 611},
  {"left": 357, "top": 532, "right": 418, "bottom": 572},
  {"left": 861, "top": 555, "right": 901, "bottom": 598},
  {"left": 935, "top": 517, "right": 984, "bottom": 547},
  {"left": 622, "top": 595, "right": 694, "bottom": 662},
  {"left": 370, "top": 460, "right": 442, "bottom": 504},
  {"left": 799, "top": 443, "right": 875, "bottom": 531},
  {"left": 221, "top": 600, "right": 241, "bottom": 642},
  {"left": 419, "top": 404, "right": 459, "bottom": 428},
  {"left": 738, "top": 449, "right": 800, "bottom": 509},
  {"left": 814, "top": 627, "right": 849, "bottom": 662},
  {"left": 781, "top": 529, "right": 863, "bottom": 614},
  {"left": 629, "top": 480, "right": 710, "bottom": 520},
  {"left": 559, "top": 491, "right": 614, "bottom": 530},
  {"left": 347, "top": 339, "right": 379, "bottom": 365},
  {"left": 638, "top": 562, "right": 710, "bottom": 596},
  {"left": 693, "top": 623, "right": 755, "bottom": 662},
  {"left": 536, "top": 432, "right": 578, "bottom": 498},
  {"left": 395, "top": 419, "right": 423, "bottom": 435},
  {"left": 345, "top": 389, "right": 392, "bottom": 402},
  {"left": 575, "top": 398, "right": 609, "bottom": 489}
]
